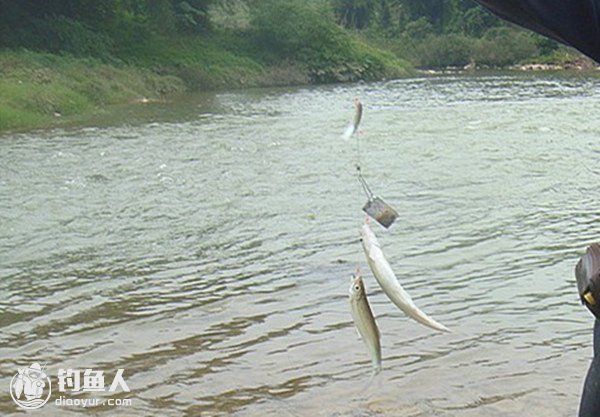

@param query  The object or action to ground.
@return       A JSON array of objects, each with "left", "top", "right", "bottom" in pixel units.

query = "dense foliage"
[
  {"left": 330, "top": 0, "right": 562, "bottom": 68},
  {"left": 0, "top": 0, "right": 580, "bottom": 131},
  {"left": 0, "top": 0, "right": 564, "bottom": 71},
  {"left": 0, "top": 1, "right": 214, "bottom": 58},
  {"left": 249, "top": 0, "right": 407, "bottom": 82},
  {"left": 0, "top": 0, "right": 406, "bottom": 130},
  {"left": 331, "top": 0, "right": 500, "bottom": 36}
]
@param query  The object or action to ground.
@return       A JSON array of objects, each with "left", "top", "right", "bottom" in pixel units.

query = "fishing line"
[
  {"left": 354, "top": 126, "right": 374, "bottom": 200},
  {"left": 360, "top": 368, "right": 382, "bottom": 393},
  {"left": 357, "top": 166, "right": 375, "bottom": 200},
  {"left": 350, "top": 99, "right": 398, "bottom": 229}
]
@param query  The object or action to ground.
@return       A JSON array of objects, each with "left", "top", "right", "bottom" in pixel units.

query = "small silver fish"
[
  {"left": 349, "top": 271, "right": 382, "bottom": 374},
  {"left": 360, "top": 220, "right": 450, "bottom": 333},
  {"left": 353, "top": 96, "right": 363, "bottom": 133},
  {"left": 342, "top": 97, "right": 363, "bottom": 140}
]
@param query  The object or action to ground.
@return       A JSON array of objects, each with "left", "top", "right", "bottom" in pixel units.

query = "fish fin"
[
  {"left": 363, "top": 245, "right": 378, "bottom": 264},
  {"left": 367, "top": 252, "right": 378, "bottom": 265},
  {"left": 342, "top": 123, "right": 355, "bottom": 140},
  {"left": 355, "top": 328, "right": 362, "bottom": 339}
]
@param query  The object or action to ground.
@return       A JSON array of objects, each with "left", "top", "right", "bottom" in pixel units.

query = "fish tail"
[
  {"left": 414, "top": 312, "right": 450, "bottom": 332},
  {"left": 361, "top": 366, "right": 383, "bottom": 393},
  {"left": 342, "top": 123, "right": 355, "bottom": 140},
  {"left": 370, "top": 350, "right": 382, "bottom": 375},
  {"left": 401, "top": 302, "right": 450, "bottom": 332},
  {"left": 372, "top": 361, "right": 382, "bottom": 375}
]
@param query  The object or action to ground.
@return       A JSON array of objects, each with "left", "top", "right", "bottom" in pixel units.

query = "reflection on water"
[{"left": 2, "top": 72, "right": 600, "bottom": 416}]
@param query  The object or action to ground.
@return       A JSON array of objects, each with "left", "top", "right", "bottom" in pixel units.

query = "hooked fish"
[
  {"left": 360, "top": 221, "right": 450, "bottom": 333},
  {"left": 349, "top": 271, "right": 382, "bottom": 374},
  {"left": 342, "top": 97, "right": 363, "bottom": 140}
]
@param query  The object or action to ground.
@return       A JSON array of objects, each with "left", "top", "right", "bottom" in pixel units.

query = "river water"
[{"left": 1, "top": 73, "right": 600, "bottom": 416}]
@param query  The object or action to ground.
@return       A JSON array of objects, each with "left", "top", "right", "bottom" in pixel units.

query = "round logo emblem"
[{"left": 10, "top": 363, "right": 51, "bottom": 410}]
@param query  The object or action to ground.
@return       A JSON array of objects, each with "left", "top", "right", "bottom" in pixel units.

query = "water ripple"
[{"left": 1, "top": 72, "right": 599, "bottom": 416}]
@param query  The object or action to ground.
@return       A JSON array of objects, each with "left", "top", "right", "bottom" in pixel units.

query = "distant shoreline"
[
  {"left": 3, "top": 1, "right": 596, "bottom": 134},
  {"left": 2, "top": 49, "right": 598, "bottom": 135},
  {"left": 0, "top": 46, "right": 411, "bottom": 134},
  {"left": 418, "top": 55, "right": 599, "bottom": 75}
]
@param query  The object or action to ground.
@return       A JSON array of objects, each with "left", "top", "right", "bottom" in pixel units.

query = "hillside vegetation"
[{"left": 0, "top": 0, "right": 579, "bottom": 131}]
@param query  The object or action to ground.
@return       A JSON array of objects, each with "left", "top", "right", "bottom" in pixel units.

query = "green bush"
[
  {"left": 457, "top": 7, "right": 500, "bottom": 37},
  {"left": 386, "top": 24, "right": 543, "bottom": 69},
  {"left": 7, "top": 16, "right": 114, "bottom": 59},
  {"left": 0, "top": 49, "right": 186, "bottom": 131},
  {"left": 416, "top": 34, "right": 474, "bottom": 68},
  {"left": 404, "top": 17, "right": 434, "bottom": 40},
  {"left": 473, "top": 27, "right": 538, "bottom": 66},
  {"left": 249, "top": 0, "right": 410, "bottom": 83},
  {"left": 250, "top": 0, "right": 342, "bottom": 58}
]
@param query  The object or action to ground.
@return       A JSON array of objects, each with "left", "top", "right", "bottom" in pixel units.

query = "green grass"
[
  {"left": 0, "top": 9, "right": 414, "bottom": 132},
  {"left": 248, "top": 0, "right": 413, "bottom": 83},
  {"left": 0, "top": 49, "right": 186, "bottom": 131}
]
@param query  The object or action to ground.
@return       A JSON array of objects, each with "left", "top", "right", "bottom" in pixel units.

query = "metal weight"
[{"left": 362, "top": 196, "right": 398, "bottom": 229}]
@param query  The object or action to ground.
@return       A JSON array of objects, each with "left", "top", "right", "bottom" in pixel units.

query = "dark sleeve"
[
  {"left": 579, "top": 320, "right": 600, "bottom": 417},
  {"left": 474, "top": 0, "right": 600, "bottom": 63}
]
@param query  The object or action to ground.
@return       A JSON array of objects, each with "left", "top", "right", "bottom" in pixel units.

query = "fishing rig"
[
  {"left": 353, "top": 98, "right": 398, "bottom": 229},
  {"left": 356, "top": 165, "right": 398, "bottom": 229}
]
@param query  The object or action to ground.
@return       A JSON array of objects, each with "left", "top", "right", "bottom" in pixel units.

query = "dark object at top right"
[{"left": 576, "top": 243, "right": 600, "bottom": 319}]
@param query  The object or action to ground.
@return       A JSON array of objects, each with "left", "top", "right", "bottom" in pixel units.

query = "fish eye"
[
  {"left": 359, "top": 238, "right": 363, "bottom": 242},
  {"left": 354, "top": 285, "right": 360, "bottom": 291}
]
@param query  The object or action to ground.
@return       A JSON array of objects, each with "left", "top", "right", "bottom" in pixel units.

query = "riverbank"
[
  {"left": 3, "top": 44, "right": 597, "bottom": 134},
  {"left": 2, "top": 1, "right": 593, "bottom": 133},
  {"left": 0, "top": 50, "right": 182, "bottom": 131},
  {"left": 418, "top": 54, "right": 599, "bottom": 75},
  {"left": 0, "top": 0, "right": 419, "bottom": 132},
  {"left": 0, "top": 34, "right": 412, "bottom": 132}
]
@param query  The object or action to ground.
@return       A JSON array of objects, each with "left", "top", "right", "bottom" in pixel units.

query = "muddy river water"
[{"left": 2, "top": 73, "right": 600, "bottom": 416}]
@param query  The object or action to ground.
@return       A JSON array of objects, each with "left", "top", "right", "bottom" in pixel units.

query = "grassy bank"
[
  {"left": 2, "top": 0, "right": 588, "bottom": 133},
  {"left": 0, "top": 1, "right": 413, "bottom": 132},
  {"left": 0, "top": 50, "right": 188, "bottom": 131},
  {"left": 0, "top": 42, "right": 410, "bottom": 132}
]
